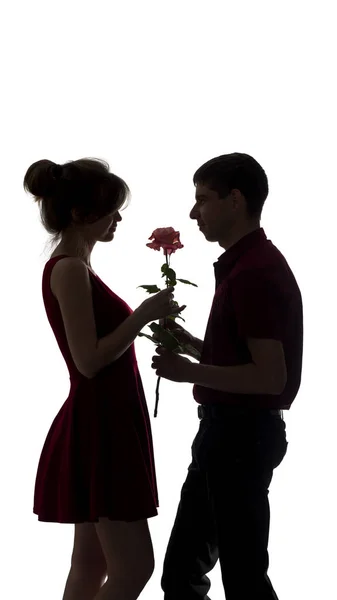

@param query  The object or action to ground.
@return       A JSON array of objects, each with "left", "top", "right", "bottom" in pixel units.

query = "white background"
[{"left": 1, "top": 1, "right": 336, "bottom": 598}]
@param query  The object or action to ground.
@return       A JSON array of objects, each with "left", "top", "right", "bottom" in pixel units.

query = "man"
[{"left": 152, "top": 152, "right": 303, "bottom": 600}]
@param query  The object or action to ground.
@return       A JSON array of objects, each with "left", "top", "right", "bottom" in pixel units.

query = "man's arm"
[
  {"left": 190, "top": 336, "right": 203, "bottom": 354},
  {"left": 185, "top": 338, "right": 287, "bottom": 395},
  {"left": 185, "top": 270, "right": 288, "bottom": 395}
]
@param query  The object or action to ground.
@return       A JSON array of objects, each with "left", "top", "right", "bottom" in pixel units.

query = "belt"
[{"left": 197, "top": 404, "right": 283, "bottom": 420}]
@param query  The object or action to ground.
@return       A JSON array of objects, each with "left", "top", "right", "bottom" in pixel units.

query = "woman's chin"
[{"left": 99, "top": 230, "right": 115, "bottom": 242}]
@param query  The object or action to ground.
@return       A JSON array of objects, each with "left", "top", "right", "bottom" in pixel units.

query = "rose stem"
[
  {"left": 154, "top": 377, "right": 160, "bottom": 417},
  {"left": 154, "top": 250, "right": 170, "bottom": 418}
]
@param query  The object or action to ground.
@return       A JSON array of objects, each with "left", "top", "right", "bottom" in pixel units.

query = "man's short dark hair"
[{"left": 193, "top": 152, "right": 269, "bottom": 218}]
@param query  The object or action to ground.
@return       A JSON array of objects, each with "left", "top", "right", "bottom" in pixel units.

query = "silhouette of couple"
[{"left": 25, "top": 152, "right": 302, "bottom": 599}]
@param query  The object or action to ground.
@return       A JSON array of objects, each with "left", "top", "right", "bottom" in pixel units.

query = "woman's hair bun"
[{"left": 23, "top": 159, "right": 61, "bottom": 199}]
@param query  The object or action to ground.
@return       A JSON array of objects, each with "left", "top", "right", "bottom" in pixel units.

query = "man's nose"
[{"left": 189, "top": 205, "right": 198, "bottom": 220}]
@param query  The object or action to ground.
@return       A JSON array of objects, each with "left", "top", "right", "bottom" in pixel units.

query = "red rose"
[{"left": 146, "top": 227, "right": 184, "bottom": 256}]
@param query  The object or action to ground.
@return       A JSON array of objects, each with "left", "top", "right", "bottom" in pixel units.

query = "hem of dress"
[{"left": 33, "top": 507, "right": 159, "bottom": 524}]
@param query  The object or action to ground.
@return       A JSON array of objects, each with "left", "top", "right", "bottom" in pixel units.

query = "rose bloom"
[{"left": 146, "top": 227, "right": 184, "bottom": 255}]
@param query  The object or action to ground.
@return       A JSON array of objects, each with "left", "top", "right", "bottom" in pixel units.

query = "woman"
[{"left": 24, "top": 158, "right": 183, "bottom": 600}]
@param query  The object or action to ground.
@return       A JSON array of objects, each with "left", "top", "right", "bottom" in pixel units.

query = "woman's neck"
[{"left": 51, "top": 242, "right": 93, "bottom": 268}]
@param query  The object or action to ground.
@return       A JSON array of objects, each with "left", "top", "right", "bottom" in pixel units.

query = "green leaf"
[
  {"left": 138, "top": 325, "right": 186, "bottom": 350},
  {"left": 148, "top": 323, "right": 180, "bottom": 351},
  {"left": 138, "top": 333, "right": 160, "bottom": 344},
  {"left": 167, "top": 314, "right": 185, "bottom": 323},
  {"left": 172, "top": 345, "right": 185, "bottom": 354},
  {"left": 161, "top": 264, "right": 177, "bottom": 284},
  {"left": 176, "top": 278, "right": 198, "bottom": 287},
  {"left": 137, "top": 285, "right": 161, "bottom": 294}
]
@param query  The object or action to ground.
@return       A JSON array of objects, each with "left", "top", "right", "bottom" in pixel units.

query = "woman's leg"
[
  {"left": 62, "top": 523, "right": 107, "bottom": 600},
  {"left": 93, "top": 518, "right": 154, "bottom": 600}
]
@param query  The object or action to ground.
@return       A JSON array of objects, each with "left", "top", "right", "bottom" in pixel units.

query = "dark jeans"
[{"left": 161, "top": 409, "right": 288, "bottom": 600}]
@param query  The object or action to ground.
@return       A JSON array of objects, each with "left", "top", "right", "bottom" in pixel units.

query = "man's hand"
[
  {"left": 151, "top": 347, "right": 193, "bottom": 382},
  {"left": 153, "top": 319, "right": 203, "bottom": 358}
]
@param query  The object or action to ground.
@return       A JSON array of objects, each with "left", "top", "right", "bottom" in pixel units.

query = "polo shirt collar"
[{"left": 214, "top": 227, "right": 266, "bottom": 283}]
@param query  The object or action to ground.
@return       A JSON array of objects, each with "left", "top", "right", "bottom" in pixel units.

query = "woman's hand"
[{"left": 138, "top": 287, "right": 186, "bottom": 323}]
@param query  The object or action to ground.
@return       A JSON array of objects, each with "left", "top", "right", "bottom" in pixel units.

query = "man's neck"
[{"left": 218, "top": 221, "right": 260, "bottom": 251}]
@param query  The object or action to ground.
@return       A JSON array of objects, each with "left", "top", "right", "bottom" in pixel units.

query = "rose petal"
[
  {"left": 147, "top": 227, "right": 184, "bottom": 252},
  {"left": 146, "top": 242, "right": 162, "bottom": 251}
]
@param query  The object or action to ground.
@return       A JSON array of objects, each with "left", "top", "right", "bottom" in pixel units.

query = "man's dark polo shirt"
[{"left": 193, "top": 228, "right": 303, "bottom": 410}]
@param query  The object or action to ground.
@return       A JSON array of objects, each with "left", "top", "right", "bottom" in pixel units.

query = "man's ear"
[{"left": 229, "top": 188, "right": 247, "bottom": 214}]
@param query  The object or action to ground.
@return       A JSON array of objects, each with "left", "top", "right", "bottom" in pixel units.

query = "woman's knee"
[
  {"left": 70, "top": 560, "right": 107, "bottom": 582},
  {"left": 70, "top": 522, "right": 107, "bottom": 581}
]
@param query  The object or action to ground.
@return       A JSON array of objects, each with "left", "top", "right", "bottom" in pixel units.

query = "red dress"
[{"left": 33, "top": 255, "right": 159, "bottom": 523}]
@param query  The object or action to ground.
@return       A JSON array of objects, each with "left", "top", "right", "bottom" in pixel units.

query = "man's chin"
[{"left": 200, "top": 229, "right": 217, "bottom": 242}]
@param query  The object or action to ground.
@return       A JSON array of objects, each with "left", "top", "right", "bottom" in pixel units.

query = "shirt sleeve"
[{"left": 229, "top": 269, "right": 286, "bottom": 340}]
